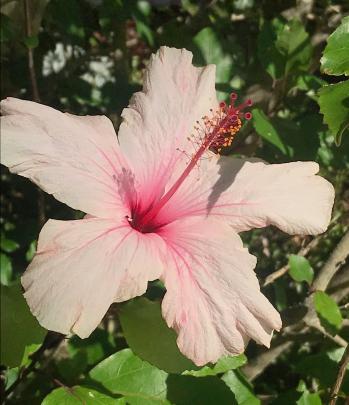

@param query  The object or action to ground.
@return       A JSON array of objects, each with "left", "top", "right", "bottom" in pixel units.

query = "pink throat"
[{"left": 130, "top": 93, "right": 252, "bottom": 233}]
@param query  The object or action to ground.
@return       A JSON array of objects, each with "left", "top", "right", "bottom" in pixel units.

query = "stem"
[
  {"left": 24, "top": 0, "right": 46, "bottom": 227},
  {"left": 24, "top": 0, "right": 41, "bottom": 103}
]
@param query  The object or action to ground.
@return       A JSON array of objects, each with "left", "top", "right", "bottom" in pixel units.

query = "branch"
[
  {"left": 329, "top": 344, "right": 349, "bottom": 405},
  {"left": 327, "top": 265, "right": 349, "bottom": 304},
  {"left": 263, "top": 236, "right": 320, "bottom": 287},
  {"left": 304, "top": 317, "right": 348, "bottom": 348},
  {"left": 242, "top": 341, "right": 293, "bottom": 381},
  {"left": 312, "top": 231, "right": 349, "bottom": 292}
]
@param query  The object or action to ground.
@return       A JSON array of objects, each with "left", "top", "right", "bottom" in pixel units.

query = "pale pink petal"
[
  {"left": 210, "top": 159, "right": 335, "bottom": 234},
  {"left": 22, "top": 218, "right": 166, "bottom": 338},
  {"left": 158, "top": 217, "right": 281, "bottom": 366},
  {"left": 118, "top": 46, "right": 218, "bottom": 211},
  {"left": 0, "top": 98, "right": 130, "bottom": 218},
  {"left": 157, "top": 158, "right": 334, "bottom": 236}
]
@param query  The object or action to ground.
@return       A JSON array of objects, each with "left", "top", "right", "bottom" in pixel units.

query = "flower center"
[{"left": 131, "top": 93, "right": 252, "bottom": 233}]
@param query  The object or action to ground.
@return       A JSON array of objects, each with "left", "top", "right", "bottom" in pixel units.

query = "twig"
[
  {"left": 23, "top": 0, "right": 46, "bottom": 227},
  {"left": 312, "top": 231, "right": 349, "bottom": 292},
  {"left": 305, "top": 317, "right": 348, "bottom": 348},
  {"left": 263, "top": 236, "right": 320, "bottom": 287},
  {"left": 329, "top": 344, "right": 349, "bottom": 405}
]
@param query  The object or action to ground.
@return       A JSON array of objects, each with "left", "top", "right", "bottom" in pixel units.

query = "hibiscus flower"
[{"left": 0, "top": 47, "right": 334, "bottom": 366}]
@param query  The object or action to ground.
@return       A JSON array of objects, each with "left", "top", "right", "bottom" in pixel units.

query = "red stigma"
[{"left": 209, "top": 93, "right": 253, "bottom": 153}]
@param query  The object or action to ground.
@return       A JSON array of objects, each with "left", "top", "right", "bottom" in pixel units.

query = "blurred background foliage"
[{"left": 1, "top": 0, "right": 349, "bottom": 404}]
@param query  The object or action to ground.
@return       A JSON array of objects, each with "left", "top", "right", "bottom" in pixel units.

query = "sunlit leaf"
[
  {"left": 42, "top": 386, "right": 123, "bottom": 405},
  {"left": 25, "top": 240, "right": 37, "bottom": 262},
  {"left": 252, "top": 108, "right": 288, "bottom": 154},
  {"left": 1, "top": 235, "right": 19, "bottom": 253},
  {"left": 296, "top": 390, "right": 322, "bottom": 405},
  {"left": 258, "top": 19, "right": 311, "bottom": 79},
  {"left": 222, "top": 370, "right": 260, "bottom": 405},
  {"left": 318, "top": 80, "right": 349, "bottom": 146},
  {"left": 184, "top": 354, "right": 247, "bottom": 377},
  {"left": 20, "top": 343, "right": 42, "bottom": 367},
  {"left": 321, "top": 16, "right": 349, "bottom": 76},
  {"left": 313, "top": 291, "right": 343, "bottom": 335},
  {"left": 192, "top": 27, "right": 242, "bottom": 98},
  {"left": 288, "top": 255, "right": 314, "bottom": 285},
  {"left": 0, "top": 253, "right": 12, "bottom": 286},
  {"left": 90, "top": 349, "right": 169, "bottom": 404}
]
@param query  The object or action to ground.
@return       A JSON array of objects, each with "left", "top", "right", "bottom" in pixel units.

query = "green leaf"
[
  {"left": 258, "top": 19, "right": 285, "bottom": 79},
  {"left": 321, "top": 16, "right": 349, "bottom": 76},
  {"left": 42, "top": 386, "right": 123, "bottom": 405},
  {"left": 0, "top": 13, "right": 16, "bottom": 42},
  {"left": 0, "top": 253, "right": 12, "bottom": 286},
  {"left": 68, "top": 328, "right": 115, "bottom": 366},
  {"left": 192, "top": 27, "right": 242, "bottom": 98},
  {"left": 258, "top": 19, "right": 311, "bottom": 79},
  {"left": 89, "top": 348, "right": 169, "bottom": 404},
  {"left": 252, "top": 108, "right": 288, "bottom": 154},
  {"left": 296, "top": 390, "right": 322, "bottom": 405},
  {"left": 26, "top": 240, "right": 37, "bottom": 262},
  {"left": 222, "top": 370, "right": 260, "bottom": 405},
  {"left": 47, "top": 0, "right": 85, "bottom": 41},
  {"left": 90, "top": 348, "right": 238, "bottom": 405},
  {"left": 4, "top": 367, "right": 19, "bottom": 391},
  {"left": 184, "top": 354, "right": 247, "bottom": 377},
  {"left": 1, "top": 235, "right": 19, "bottom": 253},
  {"left": 133, "top": 1, "right": 154, "bottom": 46},
  {"left": 288, "top": 255, "right": 314, "bottom": 285},
  {"left": 318, "top": 80, "right": 349, "bottom": 146},
  {"left": 296, "top": 348, "right": 349, "bottom": 391},
  {"left": 234, "top": 0, "right": 254, "bottom": 10},
  {"left": 313, "top": 291, "right": 343, "bottom": 335},
  {"left": 181, "top": 0, "right": 200, "bottom": 15},
  {"left": 166, "top": 374, "right": 237, "bottom": 405},
  {"left": 0, "top": 283, "right": 46, "bottom": 367},
  {"left": 296, "top": 74, "right": 326, "bottom": 93},
  {"left": 56, "top": 351, "right": 88, "bottom": 382},
  {"left": 119, "top": 297, "right": 196, "bottom": 373},
  {"left": 277, "top": 20, "right": 312, "bottom": 76},
  {"left": 23, "top": 35, "right": 39, "bottom": 49},
  {"left": 20, "top": 343, "right": 42, "bottom": 367}
]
